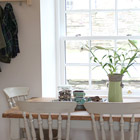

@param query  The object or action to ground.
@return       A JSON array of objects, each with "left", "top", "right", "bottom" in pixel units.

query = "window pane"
[
  {"left": 92, "top": 12, "right": 115, "bottom": 35},
  {"left": 91, "top": 67, "right": 108, "bottom": 90},
  {"left": 66, "top": 66, "right": 89, "bottom": 89},
  {"left": 123, "top": 65, "right": 140, "bottom": 91},
  {"left": 118, "top": 0, "right": 140, "bottom": 9},
  {"left": 91, "top": 0, "right": 115, "bottom": 9},
  {"left": 118, "top": 11, "right": 140, "bottom": 36},
  {"left": 91, "top": 40, "right": 114, "bottom": 48},
  {"left": 66, "top": 13, "right": 90, "bottom": 36},
  {"left": 66, "top": 40, "right": 89, "bottom": 63},
  {"left": 91, "top": 40, "right": 114, "bottom": 61},
  {"left": 116, "top": 40, "right": 140, "bottom": 63},
  {"left": 66, "top": 0, "right": 89, "bottom": 10},
  {"left": 116, "top": 40, "right": 130, "bottom": 49},
  {"left": 117, "top": 40, "right": 140, "bottom": 49}
]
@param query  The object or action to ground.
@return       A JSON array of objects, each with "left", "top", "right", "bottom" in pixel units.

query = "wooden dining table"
[{"left": 2, "top": 97, "right": 140, "bottom": 140}]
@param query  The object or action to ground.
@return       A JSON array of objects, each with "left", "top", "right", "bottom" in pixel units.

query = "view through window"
[{"left": 60, "top": 0, "right": 140, "bottom": 94}]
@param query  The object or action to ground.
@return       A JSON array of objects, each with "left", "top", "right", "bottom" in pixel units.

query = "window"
[{"left": 58, "top": 0, "right": 140, "bottom": 96}]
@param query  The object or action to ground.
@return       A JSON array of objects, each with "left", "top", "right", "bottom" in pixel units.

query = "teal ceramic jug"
[{"left": 108, "top": 74, "right": 123, "bottom": 102}]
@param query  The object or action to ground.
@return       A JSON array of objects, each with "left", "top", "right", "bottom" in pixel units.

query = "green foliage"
[{"left": 81, "top": 40, "right": 140, "bottom": 75}]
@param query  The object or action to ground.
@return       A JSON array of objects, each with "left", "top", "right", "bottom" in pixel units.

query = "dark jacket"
[
  {"left": 0, "top": 5, "right": 10, "bottom": 64},
  {"left": 2, "top": 3, "right": 20, "bottom": 58}
]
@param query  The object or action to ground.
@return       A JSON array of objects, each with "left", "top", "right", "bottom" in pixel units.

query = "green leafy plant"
[{"left": 81, "top": 40, "right": 140, "bottom": 75}]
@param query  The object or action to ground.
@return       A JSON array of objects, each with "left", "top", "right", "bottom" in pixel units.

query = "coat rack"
[{"left": 0, "top": 0, "right": 32, "bottom": 6}]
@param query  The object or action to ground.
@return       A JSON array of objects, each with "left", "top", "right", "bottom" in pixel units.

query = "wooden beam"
[{"left": 0, "top": 0, "right": 32, "bottom": 5}]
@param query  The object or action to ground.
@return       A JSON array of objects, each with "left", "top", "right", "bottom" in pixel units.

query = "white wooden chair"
[
  {"left": 3, "top": 87, "right": 29, "bottom": 108},
  {"left": 17, "top": 101, "right": 77, "bottom": 140},
  {"left": 84, "top": 102, "right": 140, "bottom": 140}
]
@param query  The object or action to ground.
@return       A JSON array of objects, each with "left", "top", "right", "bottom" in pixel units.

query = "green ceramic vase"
[{"left": 108, "top": 74, "right": 123, "bottom": 102}]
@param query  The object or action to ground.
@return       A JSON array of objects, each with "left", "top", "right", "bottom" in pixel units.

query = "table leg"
[{"left": 10, "top": 118, "right": 20, "bottom": 140}]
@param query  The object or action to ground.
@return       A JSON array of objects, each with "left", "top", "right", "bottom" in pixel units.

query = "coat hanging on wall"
[
  {"left": 0, "top": 6, "right": 10, "bottom": 63},
  {"left": 0, "top": 3, "right": 20, "bottom": 72},
  {"left": 2, "top": 3, "right": 20, "bottom": 58}
]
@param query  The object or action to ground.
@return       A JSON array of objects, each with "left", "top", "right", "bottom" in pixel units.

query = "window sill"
[{"left": 84, "top": 89, "right": 140, "bottom": 98}]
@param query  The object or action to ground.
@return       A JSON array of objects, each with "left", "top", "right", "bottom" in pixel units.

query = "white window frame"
[{"left": 56, "top": 0, "right": 140, "bottom": 97}]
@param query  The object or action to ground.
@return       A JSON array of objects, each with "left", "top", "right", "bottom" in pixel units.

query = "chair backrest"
[
  {"left": 84, "top": 102, "right": 140, "bottom": 140},
  {"left": 17, "top": 101, "right": 77, "bottom": 140},
  {"left": 3, "top": 87, "right": 29, "bottom": 108}
]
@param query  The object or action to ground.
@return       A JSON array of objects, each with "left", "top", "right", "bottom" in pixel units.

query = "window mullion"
[
  {"left": 89, "top": 1, "right": 92, "bottom": 36},
  {"left": 89, "top": 0, "right": 92, "bottom": 89},
  {"left": 88, "top": 41, "right": 92, "bottom": 89},
  {"left": 89, "top": 0, "right": 91, "bottom": 11},
  {"left": 60, "top": 0, "right": 66, "bottom": 36},
  {"left": 62, "top": 36, "right": 140, "bottom": 40},
  {"left": 114, "top": 0, "right": 118, "bottom": 51},
  {"left": 60, "top": 0, "right": 66, "bottom": 85},
  {"left": 60, "top": 40, "right": 66, "bottom": 85},
  {"left": 65, "top": 9, "right": 140, "bottom": 13},
  {"left": 115, "top": 0, "right": 118, "bottom": 36}
]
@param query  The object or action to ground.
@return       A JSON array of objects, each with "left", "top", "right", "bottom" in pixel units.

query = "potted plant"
[{"left": 81, "top": 40, "right": 140, "bottom": 102}]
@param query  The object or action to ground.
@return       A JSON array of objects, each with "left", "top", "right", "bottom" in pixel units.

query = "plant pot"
[{"left": 108, "top": 74, "right": 123, "bottom": 102}]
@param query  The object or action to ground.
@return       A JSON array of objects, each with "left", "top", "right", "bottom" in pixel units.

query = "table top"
[
  {"left": 2, "top": 97, "right": 140, "bottom": 122},
  {"left": 28, "top": 97, "right": 140, "bottom": 103}
]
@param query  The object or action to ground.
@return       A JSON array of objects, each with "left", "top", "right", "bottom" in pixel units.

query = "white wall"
[
  {"left": 40, "top": 0, "right": 56, "bottom": 98},
  {"left": 0, "top": 0, "right": 41, "bottom": 139}
]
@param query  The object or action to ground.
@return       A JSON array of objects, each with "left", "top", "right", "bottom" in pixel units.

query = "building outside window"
[{"left": 58, "top": 0, "right": 140, "bottom": 96}]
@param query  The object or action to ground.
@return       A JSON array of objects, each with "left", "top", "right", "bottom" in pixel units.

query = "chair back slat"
[
  {"left": 138, "top": 123, "right": 140, "bottom": 140},
  {"left": 91, "top": 114, "right": 99, "bottom": 140},
  {"left": 3, "top": 87, "right": 29, "bottom": 108},
  {"left": 17, "top": 101, "right": 77, "bottom": 140},
  {"left": 29, "top": 114, "right": 37, "bottom": 140},
  {"left": 66, "top": 112, "right": 71, "bottom": 140},
  {"left": 84, "top": 102, "right": 140, "bottom": 140},
  {"left": 23, "top": 112, "right": 32, "bottom": 140},
  {"left": 120, "top": 115, "right": 125, "bottom": 140},
  {"left": 17, "top": 101, "right": 76, "bottom": 113},
  {"left": 58, "top": 113, "right": 62, "bottom": 140},
  {"left": 38, "top": 114, "right": 44, "bottom": 140},
  {"left": 100, "top": 115, "right": 106, "bottom": 140},
  {"left": 17, "top": 96, "right": 20, "bottom": 101},
  {"left": 3, "top": 87, "right": 29, "bottom": 98},
  {"left": 11, "top": 98, "right": 16, "bottom": 107},
  {"left": 130, "top": 114, "right": 135, "bottom": 140},
  {"left": 8, "top": 99, "right": 13, "bottom": 108},
  {"left": 48, "top": 113, "right": 53, "bottom": 140},
  {"left": 109, "top": 115, "right": 115, "bottom": 140},
  {"left": 84, "top": 102, "right": 140, "bottom": 114},
  {"left": 24, "top": 95, "right": 28, "bottom": 100}
]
